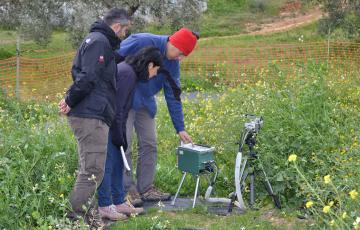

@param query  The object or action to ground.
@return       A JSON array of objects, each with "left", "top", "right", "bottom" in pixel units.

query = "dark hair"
[
  {"left": 192, "top": 31, "right": 200, "bottom": 40},
  {"left": 104, "top": 8, "right": 131, "bottom": 26},
  {"left": 125, "top": 46, "right": 163, "bottom": 81}
]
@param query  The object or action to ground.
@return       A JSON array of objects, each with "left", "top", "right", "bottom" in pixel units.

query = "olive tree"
[
  {"left": 67, "top": 0, "right": 206, "bottom": 47},
  {"left": 318, "top": 0, "right": 360, "bottom": 40},
  {"left": 0, "top": 0, "right": 206, "bottom": 47},
  {"left": 0, "top": 0, "right": 68, "bottom": 46}
]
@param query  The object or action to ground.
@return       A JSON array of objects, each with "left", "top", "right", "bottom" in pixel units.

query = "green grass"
[
  {"left": 0, "top": 29, "right": 16, "bottom": 41},
  {"left": 1, "top": 60, "right": 358, "bottom": 229},
  {"left": 0, "top": 30, "right": 73, "bottom": 58},
  {"left": 199, "top": 0, "right": 289, "bottom": 37},
  {"left": 0, "top": 22, "right": 326, "bottom": 60},
  {"left": 2, "top": 20, "right": 346, "bottom": 60},
  {"left": 111, "top": 207, "right": 311, "bottom": 230},
  {"left": 197, "top": 22, "right": 326, "bottom": 48},
  {"left": 145, "top": 0, "right": 290, "bottom": 37}
]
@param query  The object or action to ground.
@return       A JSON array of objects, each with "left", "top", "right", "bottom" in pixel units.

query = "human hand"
[
  {"left": 58, "top": 99, "right": 71, "bottom": 115},
  {"left": 178, "top": 131, "right": 193, "bottom": 144}
]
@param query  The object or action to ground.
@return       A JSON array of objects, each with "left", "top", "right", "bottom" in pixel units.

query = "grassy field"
[
  {"left": 0, "top": 30, "right": 73, "bottom": 59},
  {"left": 0, "top": 22, "right": 327, "bottom": 58},
  {"left": 197, "top": 22, "right": 324, "bottom": 48},
  {"left": 109, "top": 207, "right": 311, "bottom": 230},
  {"left": 0, "top": 60, "right": 359, "bottom": 229},
  {"left": 148, "top": 0, "right": 311, "bottom": 37},
  {"left": 0, "top": 21, "right": 336, "bottom": 98},
  {"left": 198, "top": 0, "right": 292, "bottom": 37}
]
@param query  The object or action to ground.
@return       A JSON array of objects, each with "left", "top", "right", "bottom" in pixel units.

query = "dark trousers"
[{"left": 97, "top": 134, "right": 125, "bottom": 207}]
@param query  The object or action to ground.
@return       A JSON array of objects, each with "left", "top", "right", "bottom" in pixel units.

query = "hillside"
[
  {"left": 0, "top": 3, "right": 325, "bottom": 60},
  {"left": 146, "top": 0, "right": 320, "bottom": 37}
]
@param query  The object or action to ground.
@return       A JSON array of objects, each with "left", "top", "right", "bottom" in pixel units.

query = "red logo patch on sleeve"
[{"left": 99, "top": 56, "right": 105, "bottom": 64}]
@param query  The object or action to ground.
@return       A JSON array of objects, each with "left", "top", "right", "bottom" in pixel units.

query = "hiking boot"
[
  {"left": 115, "top": 201, "right": 145, "bottom": 216},
  {"left": 126, "top": 190, "right": 144, "bottom": 207},
  {"left": 141, "top": 185, "right": 171, "bottom": 202},
  {"left": 98, "top": 205, "right": 128, "bottom": 221}
]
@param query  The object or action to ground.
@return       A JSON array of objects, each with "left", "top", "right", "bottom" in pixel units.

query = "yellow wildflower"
[
  {"left": 288, "top": 154, "right": 297, "bottom": 162},
  {"left": 59, "top": 193, "right": 64, "bottom": 198},
  {"left": 328, "top": 201, "right": 334, "bottom": 207},
  {"left": 323, "top": 205, "right": 331, "bottom": 214},
  {"left": 353, "top": 217, "right": 360, "bottom": 229},
  {"left": 329, "top": 220, "right": 335, "bottom": 226},
  {"left": 324, "top": 175, "right": 331, "bottom": 184},
  {"left": 349, "top": 190, "right": 358, "bottom": 199},
  {"left": 305, "top": 201, "right": 314, "bottom": 208},
  {"left": 342, "top": 212, "right": 347, "bottom": 219}
]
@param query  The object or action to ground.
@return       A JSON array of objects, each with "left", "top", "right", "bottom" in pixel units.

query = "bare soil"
[
  {"left": 260, "top": 209, "right": 312, "bottom": 230},
  {"left": 203, "top": 3, "right": 323, "bottom": 41},
  {"left": 247, "top": 7, "right": 323, "bottom": 35}
]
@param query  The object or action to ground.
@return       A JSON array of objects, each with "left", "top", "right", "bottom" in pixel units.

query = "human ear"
[{"left": 148, "top": 62, "right": 154, "bottom": 69}]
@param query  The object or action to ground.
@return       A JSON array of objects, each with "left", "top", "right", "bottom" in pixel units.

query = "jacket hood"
[{"left": 90, "top": 19, "right": 120, "bottom": 50}]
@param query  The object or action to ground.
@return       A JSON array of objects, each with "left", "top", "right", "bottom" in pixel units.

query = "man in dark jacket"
[{"left": 58, "top": 8, "right": 131, "bottom": 222}]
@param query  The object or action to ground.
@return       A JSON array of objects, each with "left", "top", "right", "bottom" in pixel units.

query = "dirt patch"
[
  {"left": 261, "top": 209, "right": 293, "bottom": 229},
  {"left": 260, "top": 209, "right": 311, "bottom": 230},
  {"left": 0, "top": 40, "right": 16, "bottom": 45},
  {"left": 280, "top": 1, "right": 303, "bottom": 17},
  {"left": 248, "top": 7, "right": 323, "bottom": 35},
  {"left": 202, "top": 6, "right": 323, "bottom": 41}
]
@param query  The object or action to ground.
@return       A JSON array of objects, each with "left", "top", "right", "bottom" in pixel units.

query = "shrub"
[{"left": 0, "top": 48, "right": 14, "bottom": 60}]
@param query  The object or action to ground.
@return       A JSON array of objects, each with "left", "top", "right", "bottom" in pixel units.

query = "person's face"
[
  {"left": 148, "top": 62, "right": 160, "bottom": 79},
  {"left": 166, "top": 42, "right": 185, "bottom": 61},
  {"left": 113, "top": 22, "right": 130, "bottom": 39}
]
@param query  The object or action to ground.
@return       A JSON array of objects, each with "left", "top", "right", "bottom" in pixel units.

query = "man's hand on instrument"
[{"left": 178, "top": 130, "right": 193, "bottom": 144}]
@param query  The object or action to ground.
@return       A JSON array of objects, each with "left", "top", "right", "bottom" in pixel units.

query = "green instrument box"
[{"left": 176, "top": 144, "right": 215, "bottom": 175}]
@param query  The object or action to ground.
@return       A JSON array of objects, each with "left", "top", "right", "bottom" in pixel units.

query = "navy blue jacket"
[
  {"left": 110, "top": 62, "right": 137, "bottom": 151},
  {"left": 66, "top": 20, "right": 120, "bottom": 126},
  {"left": 118, "top": 33, "right": 184, "bottom": 133}
]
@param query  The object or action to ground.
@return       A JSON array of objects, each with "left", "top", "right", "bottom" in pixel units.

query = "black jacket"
[
  {"left": 65, "top": 20, "right": 121, "bottom": 126},
  {"left": 110, "top": 62, "right": 138, "bottom": 151}
]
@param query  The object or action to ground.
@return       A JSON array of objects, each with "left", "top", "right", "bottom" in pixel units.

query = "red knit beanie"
[{"left": 169, "top": 28, "right": 198, "bottom": 56}]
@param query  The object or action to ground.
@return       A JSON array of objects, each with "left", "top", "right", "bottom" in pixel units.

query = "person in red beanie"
[
  {"left": 167, "top": 28, "right": 198, "bottom": 59},
  {"left": 116, "top": 28, "right": 199, "bottom": 206}
]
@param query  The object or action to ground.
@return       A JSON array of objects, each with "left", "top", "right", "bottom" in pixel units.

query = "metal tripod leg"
[
  {"left": 171, "top": 172, "right": 187, "bottom": 205},
  {"left": 193, "top": 175, "right": 200, "bottom": 208},
  {"left": 261, "top": 168, "right": 282, "bottom": 209},
  {"left": 250, "top": 172, "right": 255, "bottom": 207}
]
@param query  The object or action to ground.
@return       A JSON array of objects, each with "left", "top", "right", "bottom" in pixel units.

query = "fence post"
[
  {"left": 16, "top": 34, "right": 21, "bottom": 99},
  {"left": 327, "top": 28, "right": 331, "bottom": 70}
]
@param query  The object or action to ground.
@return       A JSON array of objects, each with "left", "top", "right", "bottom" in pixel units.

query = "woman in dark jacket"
[{"left": 97, "top": 46, "right": 163, "bottom": 221}]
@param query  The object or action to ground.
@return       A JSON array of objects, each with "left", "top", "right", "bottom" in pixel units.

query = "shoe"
[
  {"left": 126, "top": 190, "right": 144, "bottom": 207},
  {"left": 115, "top": 201, "right": 145, "bottom": 216},
  {"left": 141, "top": 185, "right": 171, "bottom": 202},
  {"left": 85, "top": 208, "right": 105, "bottom": 229},
  {"left": 98, "top": 205, "right": 128, "bottom": 221}
]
